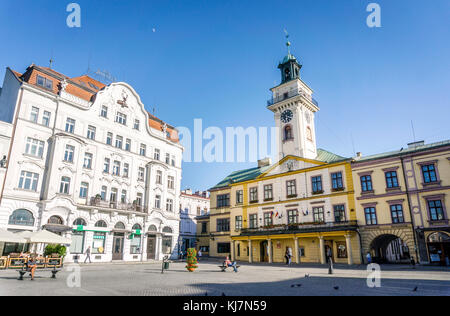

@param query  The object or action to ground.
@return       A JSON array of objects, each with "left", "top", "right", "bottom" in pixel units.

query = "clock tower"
[{"left": 267, "top": 36, "right": 319, "bottom": 162}]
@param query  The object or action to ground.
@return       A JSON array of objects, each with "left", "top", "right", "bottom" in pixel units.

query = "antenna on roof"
[
  {"left": 411, "top": 120, "right": 416, "bottom": 143},
  {"left": 350, "top": 132, "right": 356, "bottom": 157}
]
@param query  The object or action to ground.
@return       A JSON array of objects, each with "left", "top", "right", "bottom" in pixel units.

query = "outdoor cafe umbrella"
[
  {"left": 0, "top": 228, "right": 26, "bottom": 243},
  {"left": 16, "top": 230, "right": 71, "bottom": 245}
]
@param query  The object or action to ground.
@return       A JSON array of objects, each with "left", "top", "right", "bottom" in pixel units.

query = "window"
[
  {"left": 25, "top": 138, "right": 44, "bottom": 158},
  {"left": 59, "top": 176, "right": 71, "bottom": 194},
  {"left": 334, "top": 205, "right": 346, "bottom": 222},
  {"left": 337, "top": 242, "right": 347, "bottom": 258},
  {"left": 312, "top": 176, "right": 323, "bottom": 194},
  {"left": 121, "top": 190, "right": 127, "bottom": 203},
  {"left": 106, "top": 132, "right": 113, "bottom": 146},
  {"left": 284, "top": 125, "right": 293, "bottom": 140},
  {"left": 428, "top": 200, "right": 444, "bottom": 221},
  {"left": 165, "top": 153, "right": 170, "bottom": 164},
  {"left": 162, "top": 237, "right": 172, "bottom": 254},
  {"left": 217, "top": 243, "right": 231, "bottom": 254},
  {"left": 217, "top": 218, "right": 230, "bottom": 232},
  {"left": 48, "top": 216, "right": 63, "bottom": 225},
  {"left": 264, "top": 185, "right": 273, "bottom": 200},
  {"left": 79, "top": 182, "right": 89, "bottom": 198},
  {"left": 101, "top": 106, "right": 108, "bottom": 118},
  {"left": 288, "top": 210, "right": 298, "bottom": 224},
  {"left": 313, "top": 207, "right": 324, "bottom": 223},
  {"left": 154, "top": 148, "right": 160, "bottom": 160},
  {"left": 361, "top": 175, "right": 373, "bottom": 192},
  {"left": 125, "top": 139, "right": 131, "bottom": 151},
  {"left": 168, "top": 176, "right": 174, "bottom": 189},
  {"left": 110, "top": 188, "right": 118, "bottom": 203},
  {"left": 130, "top": 233, "right": 141, "bottom": 254},
  {"left": 140, "top": 144, "right": 146, "bottom": 156},
  {"left": 422, "top": 164, "right": 437, "bottom": 183},
  {"left": 36, "top": 75, "right": 53, "bottom": 90},
  {"left": 64, "top": 145, "right": 75, "bottom": 163},
  {"left": 134, "top": 119, "right": 140, "bottom": 130},
  {"left": 65, "top": 118, "right": 75, "bottom": 133},
  {"left": 30, "top": 107, "right": 39, "bottom": 123},
  {"left": 92, "top": 232, "right": 106, "bottom": 254},
  {"left": 113, "top": 161, "right": 120, "bottom": 176},
  {"left": 18, "top": 171, "right": 39, "bottom": 191},
  {"left": 103, "top": 158, "right": 110, "bottom": 173},
  {"left": 263, "top": 212, "right": 273, "bottom": 226},
  {"left": 364, "top": 207, "right": 377, "bottom": 225},
  {"left": 171, "top": 157, "right": 176, "bottom": 167},
  {"left": 70, "top": 230, "right": 85, "bottom": 254},
  {"left": 249, "top": 187, "right": 258, "bottom": 203},
  {"left": 201, "top": 222, "right": 207, "bottom": 233},
  {"left": 385, "top": 171, "right": 399, "bottom": 188},
  {"left": 156, "top": 170, "right": 162, "bottom": 184},
  {"left": 217, "top": 194, "right": 230, "bottom": 208},
  {"left": 73, "top": 218, "right": 87, "bottom": 226},
  {"left": 115, "top": 135, "right": 123, "bottom": 149},
  {"left": 8, "top": 209, "right": 35, "bottom": 226},
  {"left": 87, "top": 126, "right": 96, "bottom": 140},
  {"left": 236, "top": 190, "right": 243, "bottom": 204},
  {"left": 42, "top": 111, "right": 51, "bottom": 127},
  {"left": 83, "top": 153, "right": 93, "bottom": 169},
  {"left": 136, "top": 193, "right": 143, "bottom": 207},
  {"left": 115, "top": 112, "right": 127, "bottom": 125},
  {"left": 155, "top": 195, "right": 161, "bottom": 209},
  {"left": 249, "top": 214, "right": 258, "bottom": 229},
  {"left": 138, "top": 167, "right": 145, "bottom": 181},
  {"left": 166, "top": 199, "right": 173, "bottom": 212},
  {"left": 331, "top": 172, "right": 344, "bottom": 190},
  {"left": 286, "top": 180, "right": 297, "bottom": 197},
  {"left": 235, "top": 216, "right": 243, "bottom": 230},
  {"left": 390, "top": 204, "right": 404, "bottom": 223},
  {"left": 101, "top": 186, "right": 107, "bottom": 201},
  {"left": 123, "top": 163, "right": 129, "bottom": 178}
]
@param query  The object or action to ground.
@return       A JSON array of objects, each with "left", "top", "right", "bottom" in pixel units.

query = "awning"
[
  {"left": 0, "top": 228, "right": 27, "bottom": 243},
  {"left": 43, "top": 224, "right": 73, "bottom": 233},
  {"left": 16, "top": 230, "right": 71, "bottom": 244}
]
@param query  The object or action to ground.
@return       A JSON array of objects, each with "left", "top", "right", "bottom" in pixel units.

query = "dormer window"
[{"left": 36, "top": 75, "right": 53, "bottom": 90}]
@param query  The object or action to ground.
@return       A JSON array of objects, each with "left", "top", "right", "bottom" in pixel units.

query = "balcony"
[
  {"left": 267, "top": 89, "right": 319, "bottom": 107},
  {"left": 87, "top": 197, "right": 148, "bottom": 213},
  {"left": 240, "top": 220, "right": 358, "bottom": 236}
]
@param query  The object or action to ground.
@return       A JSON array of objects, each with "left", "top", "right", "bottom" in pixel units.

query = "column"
[
  {"left": 294, "top": 237, "right": 300, "bottom": 264},
  {"left": 319, "top": 236, "right": 325, "bottom": 264},
  {"left": 231, "top": 240, "right": 236, "bottom": 261},
  {"left": 248, "top": 239, "right": 253, "bottom": 263},
  {"left": 141, "top": 233, "right": 148, "bottom": 262},
  {"left": 345, "top": 234, "right": 353, "bottom": 265},
  {"left": 268, "top": 239, "right": 273, "bottom": 263}
]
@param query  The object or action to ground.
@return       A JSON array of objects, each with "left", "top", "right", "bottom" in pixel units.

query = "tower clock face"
[{"left": 281, "top": 110, "right": 293, "bottom": 123}]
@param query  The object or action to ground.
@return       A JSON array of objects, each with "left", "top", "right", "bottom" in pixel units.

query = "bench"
[
  {"left": 17, "top": 264, "right": 61, "bottom": 280},
  {"left": 218, "top": 264, "right": 241, "bottom": 272}
]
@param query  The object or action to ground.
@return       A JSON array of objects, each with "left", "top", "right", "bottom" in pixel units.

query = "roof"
[
  {"left": 354, "top": 140, "right": 450, "bottom": 163},
  {"left": 9, "top": 64, "right": 179, "bottom": 142},
  {"left": 210, "top": 148, "right": 349, "bottom": 191},
  {"left": 279, "top": 53, "right": 299, "bottom": 65}
]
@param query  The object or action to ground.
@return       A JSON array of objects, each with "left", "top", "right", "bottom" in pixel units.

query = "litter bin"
[{"left": 164, "top": 261, "right": 169, "bottom": 270}]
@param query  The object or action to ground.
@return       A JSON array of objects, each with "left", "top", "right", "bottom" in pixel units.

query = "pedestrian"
[
  {"left": 366, "top": 252, "right": 372, "bottom": 264},
  {"left": 285, "top": 247, "right": 289, "bottom": 265},
  {"left": 224, "top": 255, "right": 238, "bottom": 272},
  {"left": 410, "top": 256, "right": 416, "bottom": 269},
  {"left": 84, "top": 246, "right": 92, "bottom": 263},
  {"left": 287, "top": 246, "right": 293, "bottom": 266},
  {"left": 198, "top": 248, "right": 202, "bottom": 262},
  {"left": 27, "top": 255, "right": 37, "bottom": 280}
]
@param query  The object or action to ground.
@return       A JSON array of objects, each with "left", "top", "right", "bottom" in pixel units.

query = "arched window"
[
  {"left": 114, "top": 222, "right": 125, "bottom": 230},
  {"left": 95, "top": 220, "right": 107, "bottom": 228},
  {"left": 284, "top": 125, "right": 293, "bottom": 141},
  {"left": 48, "top": 216, "right": 63, "bottom": 225},
  {"left": 148, "top": 225, "right": 157, "bottom": 232},
  {"left": 8, "top": 209, "right": 35, "bottom": 226},
  {"left": 132, "top": 224, "right": 142, "bottom": 231},
  {"left": 428, "top": 232, "right": 450, "bottom": 243},
  {"left": 162, "top": 226, "right": 173, "bottom": 234},
  {"left": 73, "top": 218, "right": 86, "bottom": 226}
]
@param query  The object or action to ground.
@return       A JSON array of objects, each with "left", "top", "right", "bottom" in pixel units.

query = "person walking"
[
  {"left": 366, "top": 252, "right": 372, "bottom": 264},
  {"left": 287, "top": 247, "right": 293, "bottom": 266},
  {"left": 84, "top": 246, "right": 92, "bottom": 263},
  {"left": 198, "top": 249, "right": 202, "bottom": 262}
]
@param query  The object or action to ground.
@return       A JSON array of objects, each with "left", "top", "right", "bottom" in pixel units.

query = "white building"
[
  {"left": 0, "top": 64, "right": 183, "bottom": 262},
  {"left": 179, "top": 189, "right": 209, "bottom": 253}
]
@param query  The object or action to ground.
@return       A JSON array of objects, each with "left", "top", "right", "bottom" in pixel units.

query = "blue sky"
[{"left": 0, "top": 0, "right": 449, "bottom": 191}]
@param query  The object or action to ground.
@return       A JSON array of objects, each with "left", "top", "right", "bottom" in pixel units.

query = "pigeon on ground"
[
  {"left": 333, "top": 286, "right": 339, "bottom": 290},
  {"left": 291, "top": 284, "right": 302, "bottom": 288},
  {"left": 305, "top": 274, "right": 310, "bottom": 278},
  {"left": 413, "top": 287, "right": 418, "bottom": 292}
]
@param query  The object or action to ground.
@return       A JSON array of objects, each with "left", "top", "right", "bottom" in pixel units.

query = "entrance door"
[
  {"left": 260, "top": 241, "right": 269, "bottom": 262},
  {"left": 325, "top": 241, "right": 334, "bottom": 263},
  {"left": 147, "top": 236, "right": 156, "bottom": 260},
  {"left": 112, "top": 233, "right": 124, "bottom": 260}
]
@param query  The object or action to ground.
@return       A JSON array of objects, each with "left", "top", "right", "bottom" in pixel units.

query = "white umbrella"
[
  {"left": 19, "top": 230, "right": 71, "bottom": 244},
  {"left": 0, "top": 228, "right": 27, "bottom": 243}
]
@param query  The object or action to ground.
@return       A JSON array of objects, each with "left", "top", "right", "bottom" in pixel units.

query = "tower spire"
[{"left": 284, "top": 28, "right": 291, "bottom": 55}]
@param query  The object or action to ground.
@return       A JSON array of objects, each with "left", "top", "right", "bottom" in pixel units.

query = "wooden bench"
[
  {"left": 218, "top": 264, "right": 240, "bottom": 272},
  {"left": 17, "top": 264, "right": 61, "bottom": 280}
]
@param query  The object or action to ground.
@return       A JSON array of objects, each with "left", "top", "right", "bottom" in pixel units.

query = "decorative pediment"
[{"left": 258, "top": 155, "right": 325, "bottom": 178}]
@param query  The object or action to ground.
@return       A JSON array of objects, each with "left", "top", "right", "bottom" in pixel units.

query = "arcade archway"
[{"left": 369, "top": 234, "right": 411, "bottom": 264}]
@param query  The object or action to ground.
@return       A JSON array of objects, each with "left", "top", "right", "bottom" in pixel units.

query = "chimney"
[
  {"left": 356, "top": 152, "right": 362, "bottom": 158},
  {"left": 258, "top": 158, "right": 272, "bottom": 168},
  {"left": 407, "top": 141, "right": 425, "bottom": 149}
]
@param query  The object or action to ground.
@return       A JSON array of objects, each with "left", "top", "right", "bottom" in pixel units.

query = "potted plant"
[{"left": 185, "top": 248, "right": 198, "bottom": 272}]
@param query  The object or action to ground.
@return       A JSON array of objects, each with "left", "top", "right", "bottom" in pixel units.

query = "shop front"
[{"left": 427, "top": 231, "right": 450, "bottom": 266}]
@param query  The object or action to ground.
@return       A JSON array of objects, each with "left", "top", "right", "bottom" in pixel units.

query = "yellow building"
[
  {"left": 352, "top": 140, "right": 450, "bottom": 265},
  {"left": 207, "top": 45, "right": 361, "bottom": 265},
  {"left": 195, "top": 213, "right": 211, "bottom": 256}
]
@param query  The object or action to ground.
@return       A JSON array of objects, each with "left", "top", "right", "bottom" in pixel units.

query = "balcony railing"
[
  {"left": 267, "top": 89, "right": 319, "bottom": 107},
  {"left": 87, "top": 197, "right": 148, "bottom": 213},
  {"left": 240, "top": 220, "right": 358, "bottom": 235}
]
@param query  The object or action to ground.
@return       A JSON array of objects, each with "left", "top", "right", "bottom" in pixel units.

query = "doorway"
[
  {"left": 260, "top": 241, "right": 271, "bottom": 262},
  {"left": 147, "top": 235, "right": 156, "bottom": 260},
  {"left": 112, "top": 232, "right": 124, "bottom": 260},
  {"left": 325, "top": 241, "right": 334, "bottom": 263}
]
